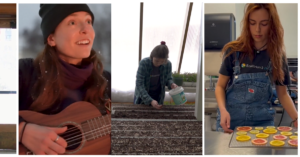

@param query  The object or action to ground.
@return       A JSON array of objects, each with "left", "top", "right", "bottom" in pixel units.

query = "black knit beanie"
[{"left": 39, "top": 4, "right": 94, "bottom": 43}]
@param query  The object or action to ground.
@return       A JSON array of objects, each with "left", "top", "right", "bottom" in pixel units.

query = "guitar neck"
[
  {"left": 81, "top": 114, "right": 111, "bottom": 141},
  {"left": 0, "top": 124, "right": 16, "bottom": 150}
]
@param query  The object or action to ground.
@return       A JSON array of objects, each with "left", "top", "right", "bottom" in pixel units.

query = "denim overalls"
[{"left": 216, "top": 51, "right": 276, "bottom": 131}]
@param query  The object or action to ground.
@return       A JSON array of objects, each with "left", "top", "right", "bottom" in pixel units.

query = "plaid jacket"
[{"left": 134, "top": 57, "right": 174, "bottom": 105}]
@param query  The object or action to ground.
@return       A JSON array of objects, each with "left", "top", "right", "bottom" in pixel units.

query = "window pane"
[
  {"left": 111, "top": 2, "right": 140, "bottom": 92},
  {"left": 181, "top": 2, "right": 201, "bottom": 73},
  {"left": 142, "top": 2, "right": 188, "bottom": 72}
]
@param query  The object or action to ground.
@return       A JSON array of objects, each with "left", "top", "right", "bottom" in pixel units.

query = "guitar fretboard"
[{"left": 81, "top": 114, "right": 111, "bottom": 141}]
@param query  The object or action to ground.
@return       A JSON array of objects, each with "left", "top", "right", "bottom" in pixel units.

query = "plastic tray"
[{"left": 229, "top": 126, "right": 298, "bottom": 149}]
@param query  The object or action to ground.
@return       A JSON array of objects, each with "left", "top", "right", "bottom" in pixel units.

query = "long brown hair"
[
  {"left": 30, "top": 44, "right": 108, "bottom": 112},
  {"left": 222, "top": 3, "right": 287, "bottom": 84}
]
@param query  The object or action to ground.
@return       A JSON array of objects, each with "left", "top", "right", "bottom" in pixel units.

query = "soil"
[
  {"left": 111, "top": 104, "right": 202, "bottom": 155},
  {"left": 112, "top": 111, "right": 196, "bottom": 119}
]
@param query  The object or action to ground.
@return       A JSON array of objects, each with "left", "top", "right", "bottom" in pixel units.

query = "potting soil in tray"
[
  {"left": 112, "top": 104, "right": 196, "bottom": 119},
  {"left": 111, "top": 104, "right": 202, "bottom": 155}
]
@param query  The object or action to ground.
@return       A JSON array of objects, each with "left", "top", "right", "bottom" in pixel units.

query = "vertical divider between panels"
[
  {"left": 138, "top": 2, "right": 144, "bottom": 64},
  {"left": 195, "top": 2, "right": 203, "bottom": 121},
  {"left": 177, "top": 2, "right": 193, "bottom": 74}
]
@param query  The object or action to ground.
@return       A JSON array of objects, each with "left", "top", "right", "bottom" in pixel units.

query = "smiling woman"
[
  {"left": 18, "top": 4, "right": 111, "bottom": 155},
  {"left": 47, "top": 11, "right": 95, "bottom": 65}
]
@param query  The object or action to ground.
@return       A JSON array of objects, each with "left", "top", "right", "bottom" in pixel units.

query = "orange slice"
[
  {"left": 263, "top": 128, "right": 277, "bottom": 134},
  {"left": 256, "top": 133, "right": 269, "bottom": 138},
  {"left": 250, "top": 130, "right": 260, "bottom": 134},
  {"left": 255, "top": 127, "right": 264, "bottom": 130},
  {"left": 289, "top": 136, "right": 298, "bottom": 140},
  {"left": 270, "top": 140, "right": 285, "bottom": 146},
  {"left": 237, "top": 126, "right": 252, "bottom": 132},
  {"left": 236, "top": 131, "right": 247, "bottom": 136},
  {"left": 266, "top": 126, "right": 275, "bottom": 129},
  {"left": 281, "top": 132, "right": 293, "bottom": 136},
  {"left": 288, "top": 139, "right": 298, "bottom": 147},
  {"left": 236, "top": 135, "right": 251, "bottom": 142}
]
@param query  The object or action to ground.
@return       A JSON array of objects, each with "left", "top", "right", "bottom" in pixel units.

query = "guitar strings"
[
  {"left": 62, "top": 124, "right": 111, "bottom": 148},
  {"left": 61, "top": 119, "right": 111, "bottom": 135},
  {"left": 61, "top": 116, "right": 111, "bottom": 145},
  {"left": 66, "top": 127, "right": 111, "bottom": 149},
  {"left": 66, "top": 133, "right": 111, "bottom": 149},
  {"left": 44, "top": 114, "right": 111, "bottom": 149},
  {"left": 63, "top": 124, "right": 111, "bottom": 143},
  {"left": 60, "top": 122, "right": 111, "bottom": 143},
  {"left": 65, "top": 125, "right": 111, "bottom": 149},
  {"left": 59, "top": 115, "right": 111, "bottom": 135}
]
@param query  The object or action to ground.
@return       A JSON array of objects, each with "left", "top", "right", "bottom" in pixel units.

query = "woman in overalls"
[
  {"left": 215, "top": 3, "right": 298, "bottom": 133},
  {"left": 134, "top": 41, "right": 178, "bottom": 109},
  {"left": 18, "top": 4, "right": 110, "bottom": 154}
]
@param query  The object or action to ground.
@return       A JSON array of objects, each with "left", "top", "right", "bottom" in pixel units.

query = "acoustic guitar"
[{"left": 19, "top": 101, "right": 111, "bottom": 155}]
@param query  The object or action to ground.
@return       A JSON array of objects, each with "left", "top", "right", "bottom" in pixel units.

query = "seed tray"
[{"left": 229, "top": 126, "right": 298, "bottom": 149}]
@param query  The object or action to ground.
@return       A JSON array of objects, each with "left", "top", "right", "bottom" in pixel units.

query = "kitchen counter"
[
  {"left": 204, "top": 98, "right": 293, "bottom": 114},
  {"left": 205, "top": 131, "right": 297, "bottom": 155}
]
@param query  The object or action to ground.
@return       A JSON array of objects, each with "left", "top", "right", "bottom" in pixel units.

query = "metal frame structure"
[
  {"left": 138, "top": 3, "right": 143, "bottom": 63},
  {"left": 138, "top": 2, "right": 194, "bottom": 74},
  {"left": 177, "top": 3, "right": 193, "bottom": 73}
]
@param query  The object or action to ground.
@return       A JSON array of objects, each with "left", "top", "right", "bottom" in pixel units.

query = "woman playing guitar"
[{"left": 19, "top": 4, "right": 111, "bottom": 155}]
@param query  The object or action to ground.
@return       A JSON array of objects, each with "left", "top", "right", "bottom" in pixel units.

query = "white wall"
[
  {"left": 276, "top": 4, "right": 298, "bottom": 58},
  {"left": 205, "top": 3, "right": 298, "bottom": 58}
]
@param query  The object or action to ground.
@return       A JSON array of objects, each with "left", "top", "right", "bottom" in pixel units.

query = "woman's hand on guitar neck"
[{"left": 21, "top": 123, "right": 68, "bottom": 155}]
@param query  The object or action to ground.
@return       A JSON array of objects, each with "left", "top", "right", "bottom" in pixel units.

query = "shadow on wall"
[{"left": 19, "top": 4, "right": 111, "bottom": 72}]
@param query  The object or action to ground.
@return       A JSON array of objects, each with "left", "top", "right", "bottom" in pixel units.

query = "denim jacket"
[{"left": 134, "top": 57, "right": 174, "bottom": 105}]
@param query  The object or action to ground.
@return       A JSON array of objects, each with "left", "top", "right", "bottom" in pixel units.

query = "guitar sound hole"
[{"left": 59, "top": 125, "right": 82, "bottom": 151}]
